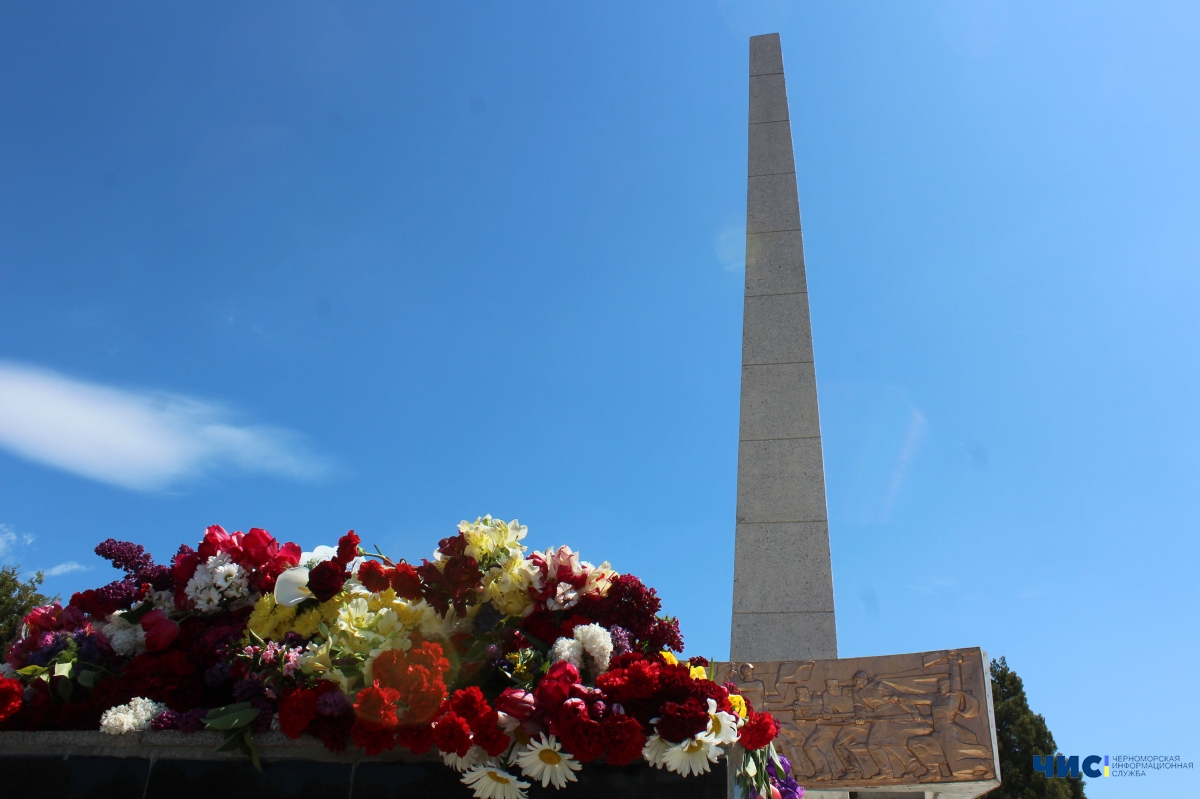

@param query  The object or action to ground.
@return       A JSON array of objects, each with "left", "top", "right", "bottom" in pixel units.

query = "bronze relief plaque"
[{"left": 714, "top": 647, "right": 1000, "bottom": 792}]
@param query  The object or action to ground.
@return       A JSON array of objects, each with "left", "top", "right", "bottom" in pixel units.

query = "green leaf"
[
  {"left": 56, "top": 675, "right": 73, "bottom": 701},
  {"left": 53, "top": 661, "right": 73, "bottom": 679},
  {"left": 248, "top": 628, "right": 266, "bottom": 648},
  {"left": 77, "top": 669, "right": 96, "bottom": 688},
  {"left": 214, "top": 733, "right": 244, "bottom": 752},
  {"left": 244, "top": 730, "right": 262, "bottom": 772},
  {"left": 205, "top": 702, "right": 253, "bottom": 718},
  {"left": 121, "top": 601, "right": 156, "bottom": 625},
  {"left": 203, "top": 708, "right": 260, "bottom": 730},
  {"left": 522, "top": 630, "right": 549, "bottom": 654},
  {"left": 16, "top": 665, "right": 46, "bottom": 676}
]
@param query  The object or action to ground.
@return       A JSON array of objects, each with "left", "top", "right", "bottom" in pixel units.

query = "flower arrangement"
[{"left": 0, "top": 516, "right": 801, "bottom": 799}]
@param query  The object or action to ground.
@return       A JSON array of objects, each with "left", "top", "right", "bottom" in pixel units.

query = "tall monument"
[
  {"left": 730, "top": 33, "right": 837, "bottom": 663},
  {"left": 722, "top": 34, "right": 1001, "bottom": 799}
]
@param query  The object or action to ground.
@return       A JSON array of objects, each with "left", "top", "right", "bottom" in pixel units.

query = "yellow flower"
[
  {"left": 660, "top": 651, "right": 679, "bottom": 666},
  {"left": 728, "top": 694, "right": 748, "bottom": 719},
  {"left": 290, "top": 607, "right": 323, "bottom": 638},
  {"left": 690, "top": 665, "right": 708, "bottom": 681}
]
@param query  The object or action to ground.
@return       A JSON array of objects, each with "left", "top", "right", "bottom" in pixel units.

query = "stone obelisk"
[{"left": 730, "top": 33, "right": 838, "bottom": 663}]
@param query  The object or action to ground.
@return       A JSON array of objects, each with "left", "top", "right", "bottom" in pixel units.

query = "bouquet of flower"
[{"left": 0, "top": 516, "right": 799, "bottom": 799}]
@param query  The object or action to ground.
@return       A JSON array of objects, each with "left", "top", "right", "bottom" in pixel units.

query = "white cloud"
[
  {"left": 0, "top": 523, "right": 34, "bottom": 558},
  {"left": 716, "top": 219, "right": 746, "bottom": 272},
  {"left": 45, "top": 561, "right": 90, "bottom": 577},
  {"left": 0, "top": 362, "right": 330, "bottom": 491}
]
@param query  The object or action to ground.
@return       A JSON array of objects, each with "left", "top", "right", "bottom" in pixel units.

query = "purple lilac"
[
  {"left": 316, "top": 690, "right": 351, "bottom": 717},
  {"left": 233, "top": 677, "right": 265, "bottom": 702},
  {"left": 179, "top": 708, "right": 208, "bottom": 733},
  {"left": 204, "top": 662, "right": 231, "bottom": 686},
  {"left": 151, "top": 709, "right": 182, "bottom": 731},
  {"left": 609, "top": 625, "right": 632, "bottom": 656}
]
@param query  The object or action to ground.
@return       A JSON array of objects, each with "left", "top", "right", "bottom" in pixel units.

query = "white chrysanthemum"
[
  {"left": 100, "top": 697, "right": 167, "bottom": 735},
  {"left": 572, "top": 623, "right": 613, "bottom": 674},
  {"left": 548, "top": 637, "right": 584, "bottom": 670},
  {"left": 514, "top": 734, "right": 581, "bottom": 789},
  {"left": 461, "top": 764, "right": 530, "bottom": 799},
  {"left": 443, "top": 745, "right": 488, "bottom": 772},
  {"left": 700, "top": 698, "right": 739, "bottom": 745},
  {"left": 642, "top": 733, "right": 670, "bottom": 768},
  {"left": 662, "top": 736, "right": 721, "bottom": 776}
]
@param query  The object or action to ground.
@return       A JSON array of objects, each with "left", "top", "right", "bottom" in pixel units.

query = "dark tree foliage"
[
  {"left": 987, "top": 656, "right": 1085, "bottom": 799},
  {"left": 0, "top": 564, "right": 52, "bottom": 656}
]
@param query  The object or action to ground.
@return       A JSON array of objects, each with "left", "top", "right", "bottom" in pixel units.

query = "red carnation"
[
  {"left": 390, "top": 562, "right": 422, "bottom": 600},
  {"left": 602, "top": 713, "right": 646, "bottom": 766},
  {"left": 278, "top": 687, "right": 319, "bottom": 739},
  {"left": 307, "top": 560, "right": 349, "bottom": 602},
  {"left": 352, "top": 719, "right": 396, "bottom": 755},
  {"left": 358, "top": 560, "right": 392, "bottom": 593},
  {"left": 448, "top": 687, "right": 490, "bottom": 727},
  {"left": 738, "top": 708, "right": 780, "bottom": 751},
  {"left": 656, "top": 697, "right": 709, "bottom": 744},
  {"left": 395, "top": 723, "right": 434, "bottom": 755},
  {"left": 336, "top": 531, "right": 360, "bottom": 566},
  {"left": 474, "top": 721, "right": 512, "bottom": 757},
  {"left": 431, "top": 711, "right": 472, "bottom": 757},
  {"left": 558, "top": 699, "right": 605, "bottom": 762},
  {"left": 0, "top": 677, "right": 22, "bottom": 723},
  {"left": 354, "top": 683, "right": 400, "bottom": 728},
  {"left": 139, "top": 609, "right": 180, "bottom": 653}
]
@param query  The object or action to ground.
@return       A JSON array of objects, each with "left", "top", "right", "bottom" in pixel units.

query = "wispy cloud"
[
  {"left": 0, "top": 523, "right": 34, "bottom": 558},
  {"left": 0, "top": 362, "right": 330, "bottom": 491},
  {"left": 45, "top": 561, "right": 90, "bottom": 577}
]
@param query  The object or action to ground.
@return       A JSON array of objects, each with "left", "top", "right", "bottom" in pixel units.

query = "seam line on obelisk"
[
  {"left": 745, "top": 290, "right": 809, "bottom": 298},
  {"left": 735, "top": 519, "right": 827, "bottom": 525},
  {"left": 746, "top": 227, "right": 801, "bottom": 234},
  {"left": 731, "top": 611, "right": 832, "bottom": 615},
  {"left": 742, "top": 361, "right": 815, "bottom": 368},
  {"left": 748, "top": 171, "right": 797, "bottom": 178},
  {"left": 749, "top": 120, "right": 789, "bottom": 127},
  {"left": 739, "top": 435, "right": 820, "bottom": 442}
]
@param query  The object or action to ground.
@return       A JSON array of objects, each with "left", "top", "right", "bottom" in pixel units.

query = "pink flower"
[{"left": 495, "top": 688, "right": 537, "bottom": 720}]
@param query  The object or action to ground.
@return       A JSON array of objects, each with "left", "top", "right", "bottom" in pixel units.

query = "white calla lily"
[
  {"left": 274, "top": 566, "right": 313, "bottom": 606},
  {"left": 301, "top": 545, "right": 338, "bottom": 567}
]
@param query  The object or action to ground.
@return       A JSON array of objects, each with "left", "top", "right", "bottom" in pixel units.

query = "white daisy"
[
  {"left": 700, "top": 698, "right": 739, "bottom": 745},
  {"left": 444, "top": 745, "right": 488, "bottom": 772},
  {"left": 642, "top": 733, "right": 670, "bottom": 768},
  {"left": 514, "top": 734, "right": 581, "bottom": 788},
  {"left": 461, "top": 764, "right": 530, "bottom": 799},
  {"left": 662, "top": 736, "right": 721, "bottom": 777}
]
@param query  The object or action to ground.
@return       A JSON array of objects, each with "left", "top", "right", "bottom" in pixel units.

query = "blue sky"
[{"left": 1, "top": 2, "right": 1196, "bottom": 794}]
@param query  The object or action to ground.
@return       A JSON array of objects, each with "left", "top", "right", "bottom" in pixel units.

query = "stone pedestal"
[{"left": 0, "top": 730, "right": 728, "bottom": 799}]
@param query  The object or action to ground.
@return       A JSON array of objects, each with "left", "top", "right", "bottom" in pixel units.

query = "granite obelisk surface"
[{"left": 730, "top": 33, "right": 838, "bottom": 663}]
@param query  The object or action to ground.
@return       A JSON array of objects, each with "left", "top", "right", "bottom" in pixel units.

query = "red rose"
[
  {"left": 431, "top": 711, "right": 472, "bottom": 757},
  {"left": 198, "top": 525, "right": 242, "bottom": 560},
  {"left": 307, "top": 560, "right": 348, "bottom": 602},
  {"left": 474, "top": 722, "right": 512, "bottom": 757},
  {"left": 390, "top": 562, "right": 423, "bottom": 600},
  {"left": 278, "top": 687, "right": 319, "bottom": 739},
  {"left": 0, "top": 677, "right": 23, "bottom": 723},
  {"left": 738, "top": 708, "right": 780, "bottom": 751},
  {"left": 358, "top": 560, "right": 392, "bottom": 593},
  {"left": 602, "top": 713, "right": 646, "bottom": 766},
  {"left": 139, "top": 609, "right": 180, "bottom": 653},
  {"left": 336, "top": 531, "right": 360, "bottom": 566}
]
